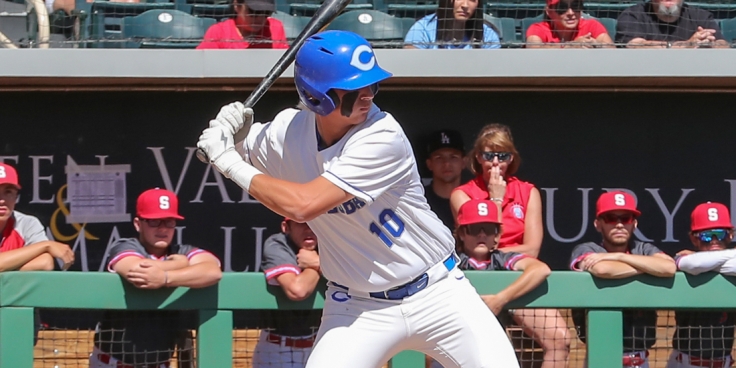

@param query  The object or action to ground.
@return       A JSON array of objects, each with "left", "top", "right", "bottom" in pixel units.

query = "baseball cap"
[
  {"left": 136, "top": 188, "right": 184, "bottom": 220},
  {"left": 0, "top": 163, "right": 21, "bottom": 189},
  {"left": 244, "top": 0, "right": 275, "bottom": 12},
  {"left": 596, "top": 191, "right": 641, "bottom": 217},
  {"left": 427, "top": 130, "right": 464, "bottom": 157},
  {"left": 457, "top": 199, "right": 501, "bottom": 226},
  {"left": 691, "top": 202, "right": 733, "bottom": 232}
]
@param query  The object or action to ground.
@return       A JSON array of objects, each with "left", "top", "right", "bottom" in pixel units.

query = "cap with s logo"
[
  {"left": 0, "top": 163, "right": 21, "bottom": 189},
  {"left": 457, "top": 199, "right": 501, "bottom": 226},
  {"left": 691, "top": 202, "right": 733, "bottom": 231},
  {"left": 596, "top": 191, "right": 641, "bottom": 217},
  {"left": 136, "top": 188, "right": 184, "bottom": 220}
]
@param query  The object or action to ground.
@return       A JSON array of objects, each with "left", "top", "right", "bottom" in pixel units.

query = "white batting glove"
[
  {"left": 213, "top": 102, "right": 254, "bottom": 136},
  {"left": 197, "top": 125, "right": 262, "bottom": 191}
]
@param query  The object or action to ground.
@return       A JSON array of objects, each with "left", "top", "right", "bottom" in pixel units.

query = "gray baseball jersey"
[
  {"left": 261, "top": 233, "right": 322, "bottom": 337},
  {"left": 569, "top": 241, "right": 662, "bottom": 352},
  {"left": 95, "top": 238, "right": 213, "bottom": 365}
]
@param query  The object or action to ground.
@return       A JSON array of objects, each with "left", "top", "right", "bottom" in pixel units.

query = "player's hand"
[
  {"left": 480, "top": 294, "right": 507, "bottom": 315},
  {"left": 127, "top": 261, "right": 166, "bottom": 289},
  {"left": 213, "top": 102, "right": 254, "bottom": 136},
  {"left": 197, "top": 125, "right": 250, "bottom": 181},
  {"left": 676, "top": 249, "right": 696, "bottom": 257},
  {"left": 580, "top": 253, "right": 621, "bottom": 270},
  {"left": 164, "top": 254, "right": 189, "bottom": 269},
  {"left": 46, "top": 241, "right": 75, "bottom": 270},
  {"left": 297, "top": 249, "right": 320, "bottom": 272},
  {"left": 487, "top": 166, "right": 506, "bottom": 201}
]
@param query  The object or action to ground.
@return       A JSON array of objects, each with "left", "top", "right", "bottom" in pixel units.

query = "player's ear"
[
  {"left": 688, "top": 232, "right": 699, "bottom": 247},
  {"left": 281, "top": 220, "right": 289, "bottom": 234},
  {"left": 133, "top": 217, "right": 142, "bottom": 232},
  {"left": 633, "top": 219, "right": 638, "bottom": 229},
  {"left": 593, "top": 218, "right": 601, "bottom": 233}
]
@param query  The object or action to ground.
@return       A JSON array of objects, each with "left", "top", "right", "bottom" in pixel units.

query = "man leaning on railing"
[
  {"left": 568, "top": 191, "right": 676, "bottom": 368},
  {"left": 89, "top": 188, "right": 222, "bottom": 368}
]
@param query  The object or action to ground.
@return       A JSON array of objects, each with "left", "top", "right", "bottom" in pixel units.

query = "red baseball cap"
[
  {"left": 457, "top": 199, "right": 501, "bottom": 226},
  {"left": 691, "top": 202, "right": 733, "bottom": 232},
  {"left": 547, "top": 0, "right": 560, "bottom": 6},
  {"left": 136, "top": 188, "right": 184, "bottom": 220},
  {"left": 0, "top": 163, "right": 21, "bottom": 189},
  {"left": 596, "top": 191, "right": 641, "bottom": 217}
]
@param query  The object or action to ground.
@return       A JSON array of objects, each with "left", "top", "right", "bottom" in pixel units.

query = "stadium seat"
[
  {"left": 597, "top": 16, "right": 616, "bottom": 39},
  {"left": 520, "top": 14, "right": 542, "bottom": 40},
  {"left": 720, "top": 17, "right": 736, "bottom": 45},
  {"left": 373, "top": 0, "right": 436, "bottom": 19},
  {"left": 690, "top": 2, "right": 736, "bottom": 22},
  {"left": 189, "top": 3, "right": 230, "bottom": 20},
  {"left": 325, "top": 9, "right": 407, "bottom": 48},
  {"left": 288, "top": 0, "right": 372, "bottom": 17},
  {"left": 89, "top": 1, "right": 175, "bottom": 47},
  {"left": 120, "top": 9, "right": 215, "bottom": 48},
  {"left": 583, "top": 2, "right": 633, "bottom": 19},
  {"left": 269, "top": 11, "right": 310, "bottom": 40},
  {"left": 484, "top": 13, "right": 518, "bottom": 45},
  {"left": 486, "top": 1, "right": 544, "bottom": 21}
]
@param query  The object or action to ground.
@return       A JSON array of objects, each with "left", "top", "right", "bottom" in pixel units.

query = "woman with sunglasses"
[
  {"left": 197, "top": 0, "right": 288, "bottom": 49},
  {"left": 671, "top": 202, "right": 736, "bottom": 368},
  {"left": 403, "top": 0, "right": 501, "bottom": 49},
  {"left": 525, "top": 0, "right": 613, "bottom": 48},
  {"left": 450, "top": 124, "right": 570, "bottom": 368}
]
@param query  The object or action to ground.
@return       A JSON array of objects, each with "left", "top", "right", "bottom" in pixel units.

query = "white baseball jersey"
[{"left": 243, "top": 105, "right": 454, "bottom": 292}]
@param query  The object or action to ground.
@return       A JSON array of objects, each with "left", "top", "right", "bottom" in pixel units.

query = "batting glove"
[
  {"left": 213, "top": 102, "right": 254, "bottom": 136},
  {"left": 197, "top": 124, "right": 262, "bottom": 191}
]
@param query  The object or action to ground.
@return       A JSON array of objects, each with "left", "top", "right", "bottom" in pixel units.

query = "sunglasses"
[
  {"left": 696, "top": 229, "right": 730, "bottom": 243},
  {"left": 599, "top": 214, "right": 635, "bottom": 225},
  {"left": 552, "top": 0, "right": 584, "bottom": 14},
  {"left": 142, "top": 218, "right": 177, "bottom": 228},
  {"left": 465, "top": 223, "right": 500, "bottom": 236},
  {"left": 481, "top": 152, "right": 512, "bottom": 162}
]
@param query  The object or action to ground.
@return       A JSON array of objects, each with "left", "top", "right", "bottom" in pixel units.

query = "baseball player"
[
  {"left": 90, "top": 188, "right": 222, "bottom": 368},
  {"left": 668, "top": 202, "right": 736, "bottom": 368},
  {"left": 254, "top": 218, "right": 322, "bottom": 368},
  {"left": 569, "top": 191, "right": 676, "bottom": 368},
  {"left": 0, "top": 162, "right": 75, "bottom": 345},
  {"left": 196, "top": 31, "right": 519, "bottom": 368}
]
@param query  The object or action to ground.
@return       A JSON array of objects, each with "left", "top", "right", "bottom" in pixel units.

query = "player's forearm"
[
  {"left": 495, "top": 263, "right": 551, "bottom": 304},
  {"left": 498, "top": 243, "right": 540, "bottom": 258},
  {"left": 621, "top": 254, "right": 676, "bottom": 277},
  {"left": 282, "top": 269, "right": 321, "bottom": 301},
  {"left": 19, "top": 253, "right": 54, "bottom": 271},
  {"left": 677, "top": 249, "right": 736, "bottom": 275},
  {"left": 0, "top": 242, "right": 53, "bottom": 272},
  {"left": 588, "top": 261, "right": 641, "bottom": 279},
  {"left": 166, "top": 262, "right": 222, "bottom": 288}
]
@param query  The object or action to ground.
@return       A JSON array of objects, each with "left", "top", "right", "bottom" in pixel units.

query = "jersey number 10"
[{"left": 369, "top": 209, "right": 405, "bottom": 247}]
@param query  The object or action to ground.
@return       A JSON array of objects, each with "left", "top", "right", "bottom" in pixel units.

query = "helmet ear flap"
[{"left": 327, "top": 89, "right": 340, "bottom": 108}]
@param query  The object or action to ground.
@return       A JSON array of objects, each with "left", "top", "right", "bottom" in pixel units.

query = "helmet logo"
[{"left": 350, "top": 45, "right": 375, "bottom": 71}]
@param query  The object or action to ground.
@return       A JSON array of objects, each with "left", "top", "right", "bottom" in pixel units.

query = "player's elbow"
[
  {"left": 654, "top": 262, "right": 677, "bottom": 277},
  {"left": 285, "top": 285, "right": 314, "bottom": 301},
  {"left": 195, "top": 267, "right": 223, "bottom": 288}
]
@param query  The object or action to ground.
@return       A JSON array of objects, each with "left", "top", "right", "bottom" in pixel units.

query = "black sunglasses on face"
[
  {"left": 465, "top": 223, "right": 500, "bottom": 236},
  {"left": 142, "top": 218, "right": 177, "bottom": 228},
  {"left": 552, "top": 0, "right": 584, "bottom": 14},
  {"left": 481, "top": 152, "right": 512, "bottom": 162}
]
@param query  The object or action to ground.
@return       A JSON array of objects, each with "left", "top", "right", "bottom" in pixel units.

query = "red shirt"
[
  {"left": 453, "top": 175, "right": 535, "bottom": 249},
  {"left": 196, "top": 18, "right": 289, "bottom": 49},
  {"left": 526, "top": 18, "right": 608, "bottom": 43}
]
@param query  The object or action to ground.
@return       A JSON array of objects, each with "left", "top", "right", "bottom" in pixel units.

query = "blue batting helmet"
[{"left": 294, "top": 31, "right": 393, "bottom": 116}]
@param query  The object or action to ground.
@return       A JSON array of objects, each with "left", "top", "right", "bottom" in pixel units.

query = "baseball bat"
[{"left": 196, "top": 0, "right": 353, "bottom": 164}]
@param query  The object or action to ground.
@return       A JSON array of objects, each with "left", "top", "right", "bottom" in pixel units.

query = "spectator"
[
  {"left": 424, "top": 129, "right": 466, "bottom": 229},
  {"left": 197, "top": 0, "right": 288, "bottom": 49},
  {"left": 569, "top": 191, "right": 676, "bottom": 368},
  {"left": 254, "top": 218, "right": 322, "bottom": 368},
  {"left": 429, "top": 199, "right": 552, "bottom": 368},
  {"left": 0, "top": 162, "right": 74, "bottom": 345},
  {"left": 450, "top": 124, "right": 570, "bottom": 368},
  {"left": 403, "top": 0, "right": 501, "bottom": 49},
  {"left": 44, "top": 0, "right": 138, "bottom": 18},
  {"left": 526, "top": 0, "right": 613, "bottom": 47},
  {"left": 90, "top": 188, "right": 222, "bottom": 368},
  {"left": 670, "top": 202, "right": 736, "bottom": 368},
  {"left": 616, "top": 0, "right": 728, "bottom": 48}
]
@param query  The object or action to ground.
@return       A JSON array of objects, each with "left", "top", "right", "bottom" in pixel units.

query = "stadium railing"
[{"left": 1, "top": 271, "right": 735, "bottom": 367}]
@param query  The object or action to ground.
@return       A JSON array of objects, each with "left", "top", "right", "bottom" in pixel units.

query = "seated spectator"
[
  {"left": 90, "top": 188, "right": 222, "bottom": 368},
  {"left": 526, "top": 0, "right": 613, "bottom": 48},
  {"left": 450, "top": 124, "right": 569, "bottom": 368},
  {"left": 429, "top": 199, "right": 551, "bottom": 368},
  {"left": 0, "top": 162, "right": 74, "bottom": 345},
  {"left": 616, "top": 0, "right": 728, "bottom": 48},
  {"left": 44, "top": 0, "right": 139, "bottom": 18},
  {"left": 570, "top": 191, "right": 676, "bottom": 368},
  {"left": 424, "top": 129, "right": 467, "bottom": 229},
  {"left": 670, "top": 202, "right": 736, "bottom": 368},
  {"left": 197, "top": 0, "right": 288, "bottom": 49},
  {"left": 254, "top": 218, "right": 322, "bottom": 367},
  {"left": 404, "top": 0, "right": 501, "bottom": 49}
]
